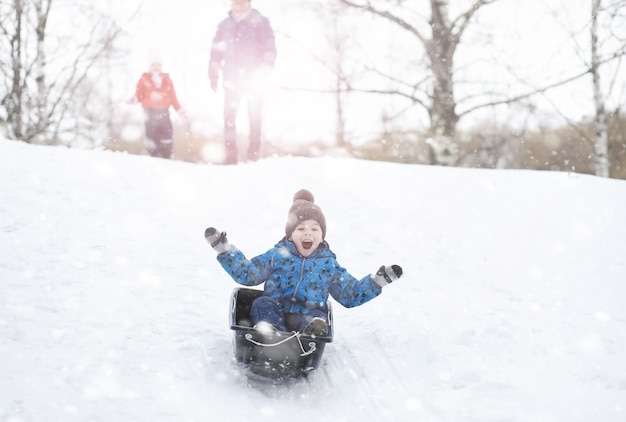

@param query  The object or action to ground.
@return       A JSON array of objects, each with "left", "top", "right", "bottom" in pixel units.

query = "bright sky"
[{"left": 114, "top": 0, "right": 625, "bottom": 145}]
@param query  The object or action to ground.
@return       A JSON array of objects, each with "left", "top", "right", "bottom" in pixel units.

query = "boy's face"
[
  {"left": 150, "top": 62, "right": 162, "bottom": 73},
  {"left": 231, "top": 0, "right": 251, "bottom": 17},
  {"left": 289, "top": 219, "right": 323, "bottom": 257}
]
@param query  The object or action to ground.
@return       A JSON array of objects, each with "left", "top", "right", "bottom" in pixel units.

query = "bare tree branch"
[{"left": 337, "top": 0, "right": 428, "bottom": 43}]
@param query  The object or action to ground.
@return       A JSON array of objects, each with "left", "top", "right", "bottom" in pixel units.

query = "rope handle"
[{"left": 244, "top": 331, "right": 317, "bottom": 356}]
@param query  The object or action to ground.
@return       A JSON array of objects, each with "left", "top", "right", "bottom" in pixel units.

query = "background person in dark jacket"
[{"left": 208, "top": 0, "right": 276, "bottom": 164}]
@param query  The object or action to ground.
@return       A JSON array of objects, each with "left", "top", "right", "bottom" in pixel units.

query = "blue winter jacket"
[
  {"left": 217, "top": 238, "right": 382, "bottom": 315},
  {"left": 208, "top": 9, "right": 276, "bottom": 85}
]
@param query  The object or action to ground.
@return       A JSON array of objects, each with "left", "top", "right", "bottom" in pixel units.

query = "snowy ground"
[{"left": 1, "top": 140, "right": 625, "bottom": 422}]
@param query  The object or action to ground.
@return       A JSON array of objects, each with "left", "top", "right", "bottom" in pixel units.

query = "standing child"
[
  {"left": 128, "top": 57, "right": 187, "bottom": 159},
  {"left": 205, "top": 189, "right": 403, "bottom": 336}
]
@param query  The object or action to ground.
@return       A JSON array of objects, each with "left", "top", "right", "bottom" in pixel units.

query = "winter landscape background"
[{"left": 1, "top": 139, "right": 626, "bottom": 421}]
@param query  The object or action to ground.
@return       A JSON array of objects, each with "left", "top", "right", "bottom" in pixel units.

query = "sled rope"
[{"left": 244, "top": 332, "right": 317, "bottom": 356}]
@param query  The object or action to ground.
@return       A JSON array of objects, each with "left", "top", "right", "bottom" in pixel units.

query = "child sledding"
[{"left": 205, "top": 189, "right": 403, "bottom": 378}]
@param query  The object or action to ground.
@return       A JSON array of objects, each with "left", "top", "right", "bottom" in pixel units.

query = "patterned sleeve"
[
  {"left": 217, "top": 246, "right": 274, "bottom": 286},
  {"left": 328, "top": 261, "right": 382, "bottom": 308}
]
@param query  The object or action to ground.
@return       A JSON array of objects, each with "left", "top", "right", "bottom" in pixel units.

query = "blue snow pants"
[{"left": 250, "top": 296, "right": 327, "bottom": 332}]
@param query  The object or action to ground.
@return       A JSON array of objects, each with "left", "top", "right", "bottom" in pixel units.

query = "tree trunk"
[
  {"left": 330, "top": 11, "right": 347, "bottom": 148},
  {"left": 35, "top": 0, "right": 51, "bottom": 143},
  {"left": 9, "top": 0, "right": 25, "bottom": 140},
  {"left": 427, "top": 0, "right": 460, "bottom": 166},
  {"left": 335, "top": 0, "right": 493, "bottom": 166},
  {"left": 591, "top": 0, "right": 610, "bottom": 177}
]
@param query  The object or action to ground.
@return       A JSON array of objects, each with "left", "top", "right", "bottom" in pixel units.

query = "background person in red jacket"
[{"left": 128, "top": 59, "right": 187, "bottom": 159}]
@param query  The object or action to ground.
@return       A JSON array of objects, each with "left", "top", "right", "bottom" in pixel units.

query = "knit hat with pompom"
[{"left": 285, "top": 189, "right": 327, "bottom": 239}]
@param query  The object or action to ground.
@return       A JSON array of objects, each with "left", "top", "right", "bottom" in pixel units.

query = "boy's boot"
[{"left": 301, "top": 317, "right": 328, "bottom": 337}]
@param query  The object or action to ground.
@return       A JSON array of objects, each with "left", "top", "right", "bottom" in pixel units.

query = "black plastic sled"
[{"left": 229, "top": 287, "right": 333, "bottom": 379}]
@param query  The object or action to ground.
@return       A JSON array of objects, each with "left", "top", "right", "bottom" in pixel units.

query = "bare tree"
[
  {"left": 328, "top": 9, "right": 349, "bottom": 148},
  {"left": 534, "top": 0, "right": 626, "bottom": 177},
  {"left": 336, "top": 0, "right": 499, "bottom": 165},
  {"left": 317, "top": 2, "right": 359, "bottom": 148},
  {"left": 0, "top": 0, "right": 127, "bottom": 145},
  {"left": 590, "top": 0, "right": 626, "bottom": 177},
  {"left": 1, "top": 0, "right": 26, "bottom": 139},
  {"left": 591, "top": 0, "right": 610, "bottom": 177}
]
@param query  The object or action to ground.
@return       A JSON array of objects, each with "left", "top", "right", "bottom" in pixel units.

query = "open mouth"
[{"left": 302, "top": 239, "right": 313, "bottom": 249}]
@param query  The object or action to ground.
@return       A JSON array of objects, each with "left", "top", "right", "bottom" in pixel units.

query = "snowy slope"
[{"left": 1, "top": 140, "right": 625, "bottom": 422}]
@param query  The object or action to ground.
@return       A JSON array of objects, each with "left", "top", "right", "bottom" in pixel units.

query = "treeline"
[
  {"left": 105, "top": 110, "right": 626, "bottom": 179},
  {"left": 2, "top": 0, "right": 625, "bottom": 179},
  {"left": 358, "top": 112, "right": 626, "bottom": 179}
]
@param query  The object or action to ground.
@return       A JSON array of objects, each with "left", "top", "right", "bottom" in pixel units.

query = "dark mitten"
[
  {"left": 374, "top": 265, "right": 403, "bottom": 287},
  {"left": 204, "top": 227, "right": 230, "bottom": 254}
]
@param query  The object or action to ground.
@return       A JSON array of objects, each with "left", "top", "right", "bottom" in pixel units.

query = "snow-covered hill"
[{"left": 1, "top": 140, "right": 625, "bottom": 421}]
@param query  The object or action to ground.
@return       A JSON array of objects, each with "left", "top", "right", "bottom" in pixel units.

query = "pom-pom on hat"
[{"left": 285, "top": 189, "right": 327, "bottom": 239}]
